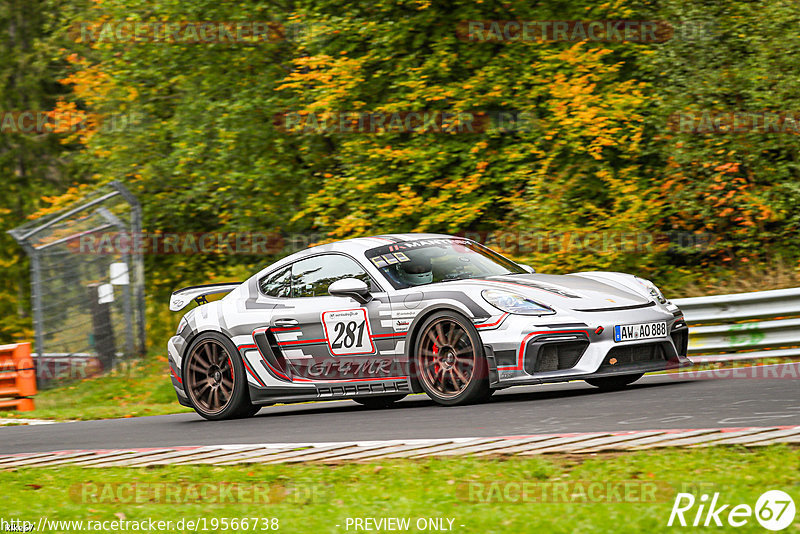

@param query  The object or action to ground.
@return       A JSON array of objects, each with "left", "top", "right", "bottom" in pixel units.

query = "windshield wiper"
[{"left": 439, "top": 274, "right": 487, "bottom": 282}]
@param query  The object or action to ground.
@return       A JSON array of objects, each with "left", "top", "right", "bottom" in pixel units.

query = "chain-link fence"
[{"left": 8, "top": 182, "right": 145, "bottom": 382}]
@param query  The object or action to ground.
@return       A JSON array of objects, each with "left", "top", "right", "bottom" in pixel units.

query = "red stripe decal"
[
  {"left": 170, "top": 366, "right": 182, "bottom": 384},
  {"left": 370, "top": 332, "right": 407, "bottom": 339},
  {"left": 498, "top": 329, "right": 591, "bottom": 371},
  {"left": 476, "top": 313, "right": 509, "bottom": 329},
  {"left": 246, "top": 327, "right": 408, "bottom": 384},
  {"left": 244, "top": 330, "right": 292, "bottom": 381},
  {"left": 278, "top": 338, "right": 327, "bottom": 346},
  {"left": 241, "top": 357, "right": 267, "bottom": 387}
]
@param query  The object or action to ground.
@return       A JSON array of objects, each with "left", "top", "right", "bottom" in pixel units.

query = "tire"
[
  {"left": 353, "top": 395, "right": 407, "bottom": 408},
  {"left": 585, "top": 373, "right": 644, "bottom": 391},
  {"left": 413, "top": 311, "right": 490, "bottom": 406},
  {"left": 243, "top": 404, "right": 263, "bottom": 417},
  {"left": 183, "top": 331, "right": 258, "bottom": 420}
]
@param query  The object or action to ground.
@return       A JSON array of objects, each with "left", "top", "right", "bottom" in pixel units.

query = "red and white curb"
[{"left": 0, "top": 425, "right": 797, "bottom": 468}]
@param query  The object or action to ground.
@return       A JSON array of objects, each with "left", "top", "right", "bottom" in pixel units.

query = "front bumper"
[{"left": 480, "top": 304, "right": 692, "bottom": 387}]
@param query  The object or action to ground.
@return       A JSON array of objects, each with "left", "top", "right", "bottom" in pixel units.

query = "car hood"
[{"left": 479, "top": 274, "right": 652, "bottom": 311}]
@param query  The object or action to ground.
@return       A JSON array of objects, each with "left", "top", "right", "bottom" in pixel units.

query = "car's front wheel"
[
  {"left": 585, "top": 373, "right": 644, "bottom": 391},
  {"left": 183, "top": 331, "right": 258, "bottom": 420},
  {"left": 413, "top": 311, "right": 490, "bottom": 406}
]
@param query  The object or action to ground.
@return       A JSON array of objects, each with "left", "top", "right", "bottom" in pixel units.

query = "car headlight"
[
  {"left": 635, "top": 277, "right": 668, "bottom": 304},
  {"left": 481, "top": 289, "right": 555, "bottom": 316}
]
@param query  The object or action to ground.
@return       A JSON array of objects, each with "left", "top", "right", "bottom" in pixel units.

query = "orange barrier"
[{"left": 0, "top": 342, "right": 36, "bottom": 411}]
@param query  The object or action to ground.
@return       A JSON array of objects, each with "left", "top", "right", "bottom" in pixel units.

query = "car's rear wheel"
[
  {"left": 353, "top": 395, "right": 407, "bottom": 408},
  {"left": 585, "top": 373, "right": 644, "bottom": 390},
  {"left": 414, "top": 312, "right": 490, "bottom": 406},
  {"left": 184, "top": 332, "right": 257, "bottom": 420}
]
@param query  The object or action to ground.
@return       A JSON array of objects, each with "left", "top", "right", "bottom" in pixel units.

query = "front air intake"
[
  {"left": 601, "top": 342, "right": 668, "bottom": 369},
  {"left": 524, "top": 334, "right": 589, "bottom": 374},
  {"left": 670, "top": 327, "right": 689, "bottom": 358}
]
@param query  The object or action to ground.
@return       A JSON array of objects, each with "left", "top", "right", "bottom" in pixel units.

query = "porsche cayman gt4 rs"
[{"left": 168, "top": 234, "right": 691, "bottom": 420}]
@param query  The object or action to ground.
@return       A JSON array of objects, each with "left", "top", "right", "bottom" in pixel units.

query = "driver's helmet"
[{"left": 398, "top": 257, "right": 433, "bottom": 285}]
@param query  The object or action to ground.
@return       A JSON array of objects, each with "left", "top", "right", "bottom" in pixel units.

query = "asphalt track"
[{"left": 1, "top": 363, "right": 798, "bottom": 455}]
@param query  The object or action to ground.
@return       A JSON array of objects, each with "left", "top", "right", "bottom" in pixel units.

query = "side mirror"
[
  {"left": 328, "top": 278, "right": 372, "bottom": 305},
  {"left": 520, "top": 264, "right": 536, "bottom": 274}
]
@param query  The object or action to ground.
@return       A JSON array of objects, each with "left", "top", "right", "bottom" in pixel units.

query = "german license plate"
[{"left": 614, "top": 322, "right": 667, "bottom": 342}]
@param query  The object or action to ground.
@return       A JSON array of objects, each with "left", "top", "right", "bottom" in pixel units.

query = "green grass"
[
  {"left": 5, "top": 355, "right": 191, "bottom": 421},
  {"left": 0, "top": 446, "right": 796, "bottom": 533}
]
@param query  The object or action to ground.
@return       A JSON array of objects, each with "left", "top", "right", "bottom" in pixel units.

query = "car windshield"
[{"left": 365, "top": 238, "right": 526, "bottom": 289}]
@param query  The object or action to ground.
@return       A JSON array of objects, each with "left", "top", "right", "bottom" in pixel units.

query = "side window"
[
  {"left": 259, "top": 267, "right": 292, "bottom": 298},
  {"left": 291, "top": 254, "right": 372, "bottom": 298}
]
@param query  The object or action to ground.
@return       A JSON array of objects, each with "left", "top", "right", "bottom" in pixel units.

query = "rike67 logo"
[{"left": 668, "top": 490, "right": 796, "bottom": 530}]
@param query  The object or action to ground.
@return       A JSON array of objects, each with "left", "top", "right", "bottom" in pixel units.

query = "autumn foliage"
[{"left": 2, "top": 0, "right": 800, "bottom": 345}]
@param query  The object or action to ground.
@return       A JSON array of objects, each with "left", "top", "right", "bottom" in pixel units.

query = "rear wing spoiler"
[{"left": 169, "top": 282, "right": 241, "bottom": 311}]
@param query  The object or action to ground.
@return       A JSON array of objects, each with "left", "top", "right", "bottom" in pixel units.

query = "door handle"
[{"left": 273, "top": 318, "right": 299, "bottom": 327}]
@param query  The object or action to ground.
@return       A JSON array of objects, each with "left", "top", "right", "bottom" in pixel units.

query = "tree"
[{"left": 0, "top": 0, "right": 75, "bottom": 342}]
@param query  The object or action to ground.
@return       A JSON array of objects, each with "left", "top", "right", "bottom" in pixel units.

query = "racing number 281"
[
  {"left": 323, "top": 309, "right": 374, "bottom": 356},
  {"left": 331, "top": 320, "right": 366, "bottom": 349}
]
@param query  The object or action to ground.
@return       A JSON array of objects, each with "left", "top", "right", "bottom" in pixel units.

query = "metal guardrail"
[{"left": 673, "top": 288, "right": 800, "bottom": 363}]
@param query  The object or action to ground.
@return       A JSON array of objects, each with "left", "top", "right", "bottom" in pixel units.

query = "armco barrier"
[
  {"left": 673, "top": 288, "right": 800, "bottom": 363},
  {"left": 0, "top": 343, "right": 36, "bottom": 411}
]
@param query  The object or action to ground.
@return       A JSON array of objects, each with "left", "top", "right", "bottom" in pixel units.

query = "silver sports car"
[{"left": 168, "top": 234, "right": 691, "bottom": 420}]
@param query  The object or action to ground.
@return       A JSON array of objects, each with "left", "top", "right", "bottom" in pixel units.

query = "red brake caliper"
[{"left": 432, "top": 344, "right": 439, "bottom": 377}]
